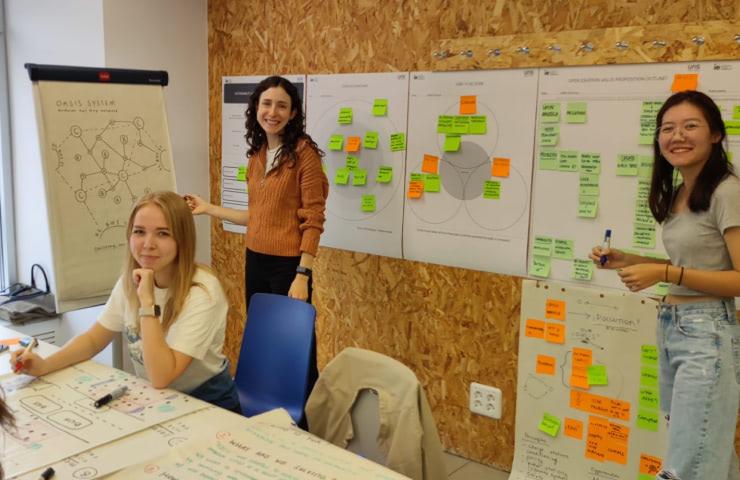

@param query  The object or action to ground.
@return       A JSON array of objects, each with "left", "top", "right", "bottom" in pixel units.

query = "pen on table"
[
  {"left": 39, "top": 466, "right": 55, "bottom": 480},
  {"left": 94, "top": 385, "right": 129, "bottom": 408},
  {"left": 599, "top": 229, "right": 612, "bottom": 266},
  {"left": 14, "top": 337, "right": 38, "bottom": 373}
]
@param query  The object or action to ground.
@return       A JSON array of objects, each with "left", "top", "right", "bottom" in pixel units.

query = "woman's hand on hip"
[{"left": 288, "top": 274, "right": 309, "bottom": 302}]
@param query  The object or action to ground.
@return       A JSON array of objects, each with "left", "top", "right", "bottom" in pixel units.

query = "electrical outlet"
[{"left": 469, "top": 382, "right": 502, "bottom": 419}]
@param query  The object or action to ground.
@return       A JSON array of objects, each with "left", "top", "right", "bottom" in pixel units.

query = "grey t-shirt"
[{"left": 662, "top": 174, "right": 740, "bottom": 296}]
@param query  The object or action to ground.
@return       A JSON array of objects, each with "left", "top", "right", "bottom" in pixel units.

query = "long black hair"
[
  {"left": 649, "top": 90, "right": 732, "bottom": 223},
  {"left": 244, "top": 76, "right": 323, "bottom": 168}
]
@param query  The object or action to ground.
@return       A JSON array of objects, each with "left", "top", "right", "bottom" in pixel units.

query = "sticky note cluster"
[{"left": 637, "top": 344, "right": 660, "bottom": 432}]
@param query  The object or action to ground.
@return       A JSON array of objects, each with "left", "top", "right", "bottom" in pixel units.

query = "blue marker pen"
[{"left": 600, "top": 229, "right": 612, "bottom": 266}]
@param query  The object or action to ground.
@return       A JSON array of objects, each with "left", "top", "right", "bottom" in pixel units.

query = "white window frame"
[{"left": 0, "top": 0, "right": 17, "bottom": 289}]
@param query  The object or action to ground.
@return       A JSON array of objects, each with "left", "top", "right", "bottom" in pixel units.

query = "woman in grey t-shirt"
[{"left": 591, "top": 91, "right": 740, "bottom": 480}]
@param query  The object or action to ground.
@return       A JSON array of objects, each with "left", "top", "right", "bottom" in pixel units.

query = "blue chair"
[{"left": 234, "top": 293, "right": 316, "bottom": 425}]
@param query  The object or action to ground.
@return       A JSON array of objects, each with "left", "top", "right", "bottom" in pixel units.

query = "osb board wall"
[{"left": 208, "top": 0, "right": 739, "bottom": 470}]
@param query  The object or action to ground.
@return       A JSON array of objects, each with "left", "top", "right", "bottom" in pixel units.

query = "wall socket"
[{"left": 469, "top": 382, "right": 502, "bottom": 419}]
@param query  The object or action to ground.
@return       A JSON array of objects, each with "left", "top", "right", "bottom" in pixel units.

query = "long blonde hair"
[{"left": 123, "top": 191, "right": 199, "bottom": 332}]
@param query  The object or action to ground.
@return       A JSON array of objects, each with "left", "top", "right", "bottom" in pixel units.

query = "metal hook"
[
  {"left": 516, "top": 46, "right": 530, "bottom": 55},
  {"left": 652, "top": 40, "right": 667, "bottom": 48},
  {"left": 488, "top": 48, "right": 501, "bottom": 57},
  {"left": 433, "top": 50, "right": 449, "bottom": 59},
  {"left": 579, "top": 42, "right": 594, "bottom": 52},
  {"left": 734, "top": 34, "right": 740, "bottom": 44},
  {"left": 691, "top": 36, "right": 705, "bottom": 46},
  {"left": 459, "top": 49, "right": 473, "bottom": 58},
  {"left": 615, "top": 41, "right": 629, "bottom": 50},
  {"left": 546, "top": 44, "right": 561, "bottom": 53}
]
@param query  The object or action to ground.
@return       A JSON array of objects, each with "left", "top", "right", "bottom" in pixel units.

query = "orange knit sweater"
[{"left": 246, "top": 139, "right": 329, "bottom": 257}]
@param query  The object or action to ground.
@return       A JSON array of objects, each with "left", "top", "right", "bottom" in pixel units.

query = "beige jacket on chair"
[{"left": 305, "top": 347, "right": 446, "bottom": 480}]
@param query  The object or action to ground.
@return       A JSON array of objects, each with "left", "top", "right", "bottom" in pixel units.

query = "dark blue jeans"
[{"left": 187, "top": 362, "right": 242, "bottom": 414}]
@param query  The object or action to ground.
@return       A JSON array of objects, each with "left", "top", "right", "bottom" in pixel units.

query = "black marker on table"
[
  {"left": 39, "top": 466, "right": 55, "bottom": 479},
  {"left": 94, "top": 385, "right": 128, "bottom": 408}
]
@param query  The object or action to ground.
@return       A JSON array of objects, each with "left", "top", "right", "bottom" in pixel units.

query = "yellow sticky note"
[{"left": 459, "top": 95, "right": 477, "bottom": 115}]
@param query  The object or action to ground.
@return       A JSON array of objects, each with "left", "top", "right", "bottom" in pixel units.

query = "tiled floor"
[{"left": 444, "top": 452, "right": 510, "bottom": 479}]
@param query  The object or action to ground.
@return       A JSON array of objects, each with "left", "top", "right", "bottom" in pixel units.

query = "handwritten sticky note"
[
  {"left": 545, "top": 299, "right": 565, "bottom": 320},
  {"left": 410, "top": 172, "right": 425, "bottom": 184},
  {"left": 536, "top": 355, "right": 556, "bottom": 375},
  {"left": 579, "top": 152, "right": 601, "bottom": 174},
  {"left": 422, "top": 154, "right": 439, "bottom": 174},
  {"left": 637, "top": 410, "right": 660, "bottom": 432},
  {"left": 236, "top": 165, "right": 247, "bottom": 181},
  {"left": 573, "top": 348, "right": 593, "bottom": 368},
  {"left": 579, "top": 173, "right": 599, "bottom": 196},
  {"left": 587, "top": 365, "right": 608, "bottom": 385},
  {"left": 437, "top": 115, "right": 454, "bottom": 134},
  {"left": 553, "top": 239, "right": 574, "bottom": 260},
  {"left": 564, "top": 418, "right": 584, "bottom": 439},
  {"left": 424, "top": 174, "right": 441, "bottom": 192},
  {"left": 539, "top": 149, "right": 558, "bottom": 170},
  {"left": 671, "top": 73, "right": 698, "bottom": 92},
  {"left": 491, "top": 157, "right": 510, "bottom": 178},
  {"left": 525, "top": 319, "right": 546, "bottom": 339},
  {"left": 443, "top": 135, "right": 461, "bottom": 152},
  {"left": 352, "top": 168, "right": 367, "bottom": 186},
  {"left": 334, "top": 167, "right": 350, "bottom": 185},
  {"left": 641, "top": 345, "right": 658, "bottom": 365},
  {"left": 376, "top": 166, "right": 393, "bottom": 183},
  {"left": 390, "top": 133, "right": 406, "bottom": 152},
  {"left": 733, "top": 105, "right": 740, "bottom": 120},
  {"left": 577, "top": 196, "right": 598, "bottom": 218},
  {"left": 338, "top": 107, "right": 353, "bottom": 124},
  {"left": 345, "top": 155, "right": 359, "bottom": 170},
  {"left": 538, "top": 413, "right": 561, "bottom": 437},
  {"left": 640, "top": 366, "right": 659, "bottom": 387},
  {"left": 616, "top": 154, "right": 639, "bottom": 175},
  {"left": 541, "top": 103, "right": 560, "bottom": 123},
  {"left": 361, "top": 194, "right": 376, "bottom": 212},
  {"left": 725, "top": 120, "right": 740, "bottom": 136},
  {"left": 566, "top": 102, "right": 587, "bottom": 123},
  {"left": 372, "top": 98, "right": 388, "bottom": 116},
  {"left": 572, "top": 259, "right": 594, "bottom": 281},
  {"left": 345, "top": 136, "right": 361, "bottom": 152},
  {"left": 328, "top": 134, "right": 344, "bottom": 151},
  {"left": 639, "top": 453, "right": 663, "bottom": 475},
  {"left": 483, "top": 180, "right": 501, "bottom": 199},
  {"left": 558, "top": 150, "right": 579, "bottom": 171},
  {"left": 570, "top": 366, "right": 590, "bottom": 389},
  {"left": 363, "top": 131, "right": 379, "bottom": 149},
  {"left": 639, "top": 387, "right": 660, "bottom": 409},
  {"left": 460, "top": 95, "right": 477, "bottom": 114},
  {"left": 407, "top": 181, "right": 424, "bottom": 199},
  {"left": 546, "top": 322, "right": 565, "bottom": 344},
  {"left": 469, "top": 116, "right": 487, "bottom": 134},
  {"left": 529, "top": 256, "right": 551, "bottom": 278},
  {"left": 633, "top": 224, "right": 656, "bottom": 249},
  {"left": 638, "top": 155, "right": 653, "bottom": 178},
  {"left": 533, "top": 236, "right": 553, "bottom": 257},
  {"left": 452, "top": 116, "right": 470, "bottom": 134},
  {"left": 540, "top": 125, "right": 559, "bottom": 146}
]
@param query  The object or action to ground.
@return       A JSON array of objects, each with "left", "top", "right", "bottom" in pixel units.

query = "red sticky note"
[
  {"left": 459, "top": 95, "right": 477, "bottom": 115},
  {"left": 671, "top": 73, "right": 698, "bottom": 92},
  {"left": 491, "top": 157, "right": 510, "bottom": 178},
  {"left": 422, "top": 154, "right": 439, "bottom": 174}
]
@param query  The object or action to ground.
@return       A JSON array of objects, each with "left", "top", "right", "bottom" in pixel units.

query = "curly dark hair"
[
  {"left": 244, "top": 76, "right": 323, "bottom": 169},
  {"left": 0, "top": 393, "right": 15, "bottom": 479},
  {"left": 649, "top": 90, "right": 733, "bottom": 223}
]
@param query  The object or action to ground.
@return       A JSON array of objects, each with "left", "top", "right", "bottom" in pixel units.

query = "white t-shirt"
[
  {"left": 97, "top": 268, "right": 228, "bottom": 393},
  {"left": 265, "top": 146, "right": 280, "bottom": 175}
]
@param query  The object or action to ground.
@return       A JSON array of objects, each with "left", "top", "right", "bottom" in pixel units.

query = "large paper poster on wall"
[
  {"left": 28, "top": 65, "right": 176, "bottom": 312},
  {"left": 404, "top": 70, "right": 538, "bottom": 275},
  {"left": 511, "top": 280, "right": 667, "bottom": 480}
]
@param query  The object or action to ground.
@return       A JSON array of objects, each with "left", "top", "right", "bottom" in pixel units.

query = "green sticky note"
[
  {"left": 540, "top": 125, "right": 559, "bottom": 146},
  {"left": 334, "top": 167, "right": 349, "bottom": 185},
  {"left": 409, "top": 172, "right": 425, "bottom": 186},
  {"left": 587, "top": 365, "right": 608, "bottom": 385},
  {"left": 425, "top": 174, "right": 441, "bottom": 192},
  {"left": 363, "top": 131, "right": 379, "bottom": 149},
  {"left": 639, "top": 387, "right": 660, "bottom": 409},
  {"left": 725, "top": 120, "right": 740, "bottom": 136},
  {"left": 352, "top": 168, "right": 367, "bottom": 186},
  {"left": 640, "top": 474, "right": 657, "bottom": 480},
  {"left": 541, "top": 103, "right": 560, "bottom": 123},
  {"left": 533, "top": 236, "right": 553, "bottom": 257},
  {"left": 640, "top": 366, "right": 659, "bottom": 387},
  {"left": 236, "top": 165, "right": 247, "bottom": 182},
  {"left": 572, "top": 259, "right": 594, "bottom": 281},
  {"left": 558, "top": 150, "right": 579, "bottom": 172},
  {"left": 579, "top": 152, "right": 601, "bottom": 174},
  {"left": 636, "top": 410, "right": 659, "bottom": 432},
  {"left": 361, "top": 194, "right": 376, "bottom": 212},
  {"left": 638, "top": 155, "right": 654, "bottom": 179},
  {"left": 538, "top": 413, "right": 561, "bottom": 437},
  {"left": 437, "top": 115, "right": 454, "bottom": 134},
  {"left": 338, "top": 107, "right": 353, "bottom": 124},
  {"left": 390, "top": 133, "right": 406, "bottom": 152},
  {"left": 376, "top": 166, "right": 393, "bottom": 183},
  {"left": 345, "top": 155, "right": 359, "bottom": 170},
  {"left": 617, "top": 154, "right": 639, "bottom": 175},
  {"left": 566, "top": 102, "right": 587, "bottom": 123},
  {"left": 579, "top": 173, "right": 599, "bottom": 196},
  {"left": 372, "top": 98, "right": 388, "bottom": 117},
  {"left": 328, "top": 134, "right": 344, "bottom": 151},
  {"left": 636, "top": 180, "right": 651, "bottom": 200},
  {"left": 642, "top": 101, "right": 662, "bottom": 116},
  {"left": 539, "top": 149, "right": 558, "bottom": 170},
  {"left": 577, "top": 195, "right": 598, "bottom": 218},
  {"left": 483, "top": 180, "right": 501, "bottom": 199},
  {"left": 529, "top": 255, "right": 551, "bottom": 278},
  {"left": 552, "top": 239, "right": 574, "bottom": 260},
  {"left": 469, "top": 116, "right": 487, "bottom": 134},
  {"left": 732, "top": 105, "right": 740, "bottom": 119},
  {"left": 634, "top": 204, "right": 656, "bottom": 226},
  {"left": 652, "top": 282, "right": 670, "bottom": 296},
  {"left": 633, "top": 223, "right": 656, "bottom": 249},
  {"left": 452, "top": 116, "right": 470, "bottom": 134},
  {"left": 443, "top": 135, "right": 461, "bottom": 152}
]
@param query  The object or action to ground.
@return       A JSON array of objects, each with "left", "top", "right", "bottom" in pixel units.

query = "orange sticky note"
[
  {"left": 491, "top": 157, "right": 510, "bottom": 178},
  {"left": 546, "top": 322, "right": 565, "bottom": 344},
  {"left": 572, "top": 347, "right": 593, "bottom": 368},
  {"left": 536, "top": 355, "right": 556, "bottom": 375},
  {"left": 570, "top": 366, "right": 590, "bottom": 389},
  {"left": 545, "top": 299, "right": 566, "bottom": 320},
  {"left": 422, "top": 154, "right": 439, "bottom": 174},
  {"left": 525, "top": 319, "right": 546, "bottom": 339},
  {"left": 345, "top": 136, "right": 361, "bottom": 153},
  {"left": 460, "top": 95, "right": 477, "bottom": 114},
  {"left": 671, "top": 73, "right": 698, "bottom": 92},
  {"left": 608, "top": 423, "right": 630, "bottom": 442},
  {"left": 407, "top": 181, "right": 424, "bottom": 199},
  {"left": 0, "top": 338, "right": 20, "bottom": 346},
  {"left": 640, "top": 453, "right": 663, "bottom": 475},
  {"left": 605, "top": 441, "right": 628, "bottom": 465},
  {"left": 564, "top": 418, "right": 583, "bottom": 439}
]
